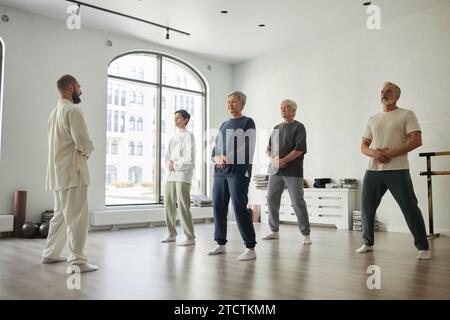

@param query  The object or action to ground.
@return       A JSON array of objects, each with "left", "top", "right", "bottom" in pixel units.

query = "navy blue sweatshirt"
[{"left": 212, "top": 116, "right": 256, "bottom": 177}]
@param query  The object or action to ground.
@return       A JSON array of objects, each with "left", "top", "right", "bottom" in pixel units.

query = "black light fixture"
[
  {"left": 220, "top": 10, "right": 228, "bottom": 14},
  {"left": 65, "top": 0, "right": 190, "bottom": 38},
  {"left": 258, "top": 24, "right": 266, "bottom": 27},
  {"left": 363, "top": 1, "right": 372, "bottom": 6}
]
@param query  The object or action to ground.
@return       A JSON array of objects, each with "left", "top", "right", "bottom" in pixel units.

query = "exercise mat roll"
[{"left": 13, "top": 190, "right": 27, "bottom": 238}]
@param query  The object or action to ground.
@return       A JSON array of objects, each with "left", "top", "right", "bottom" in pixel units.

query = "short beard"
[
  {"left": 381, "top": 98, "right": 395, "bottom": 106},
  {"left": 72, "top": 92, "right": 81, "bottom": 104}
]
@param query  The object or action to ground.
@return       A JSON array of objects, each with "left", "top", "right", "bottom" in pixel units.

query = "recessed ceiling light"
[
  {"left": 258, "top": 24, "right": 266, "bottom": 27},
  {"left": 220, "top": 10, "right": 228, "bottom": 14},
  {"left": 363, "top": 1, "right": 371, "bottom": 5}
]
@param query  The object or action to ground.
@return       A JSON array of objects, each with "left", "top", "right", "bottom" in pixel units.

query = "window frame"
[{"left": 106, "top": 51, "right": 207, "bottom": 206}]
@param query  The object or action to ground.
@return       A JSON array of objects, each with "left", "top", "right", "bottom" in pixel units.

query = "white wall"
[
  {"left": 0, "top": 5, "right": 232, "bottom": 222},
  {"left": 233, "top": 5, "right": 450, "bottom": 234}
]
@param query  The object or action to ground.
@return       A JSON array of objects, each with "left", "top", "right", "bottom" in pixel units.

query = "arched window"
[
  {"left": 114, "top": 85, "right": 119, "bottom": 105},
  {"left": 137, "top": 117, "right": 143, "bottom": 131},
  {"left": 137, "top": 68, "right": 144, "bottom": 80},
  {"left": 129, "top": 91, "right": 136, "bottom": 104},
  {"left": 107, "top": 110, "right": 112, "bottom": 131},
  {"left": 136, "top": 142, "right": 143, "bottom": 156},
  {"left": 106, "top": 52, "right": 206, "bottom": 206},
  {"left": 111, "top": 140, "right": 118, "bottom": 154},
  {"left": 128, "top": 142, "right": 135, "bottom": 155},
  {"left": 136, "top": 92, "right": 144, "bottom": 104},
  {"left": 120, "top": 86, "right": 126, "bottom": 106},
  {"left": 130, "top": 66, "right": 136, "bottom": 78},
  {"left": 109, "top": 63, "right": 119, "bottom": 76},
  {"left": 106, "top": 165, "right": 117, "bottom": 185},
  {"left": 129, "top": 117, "right": 135, "bottom": 130},
  {"left": 128, "top": 167, "right": 142, "bottom": 184},
  {"left": 107, "top": 82, "right": 113, "bottom": 104}
]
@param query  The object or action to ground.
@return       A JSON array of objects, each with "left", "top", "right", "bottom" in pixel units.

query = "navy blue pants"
[{"left": 212, "top": 175, "right": 257, "bottom": 248}]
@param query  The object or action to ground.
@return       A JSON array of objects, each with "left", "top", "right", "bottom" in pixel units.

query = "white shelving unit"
[{"left": 258, "top": 188, "right": 357, "bottom": 230}]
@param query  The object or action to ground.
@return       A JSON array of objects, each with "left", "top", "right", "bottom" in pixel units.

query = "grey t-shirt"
[{"left": 267, "top": 120, "right": 307, "bottom": 177}]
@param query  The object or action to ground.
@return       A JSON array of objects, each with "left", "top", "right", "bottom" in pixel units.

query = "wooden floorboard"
[{"left": 0, "top": 222, "right": 449, "bottom": 300}]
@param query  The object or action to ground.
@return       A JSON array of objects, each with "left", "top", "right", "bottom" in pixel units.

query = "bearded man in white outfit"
[{"left": 41, "top": 74, "right": 98, "bottom": 273}]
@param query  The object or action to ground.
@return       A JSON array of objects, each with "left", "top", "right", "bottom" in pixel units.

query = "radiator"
[
  {"left": 0, "top": 215, "right": 14, "bottom": 232},
  {"left": 90, "top": 206, "right": 213, "bottom": 227}
]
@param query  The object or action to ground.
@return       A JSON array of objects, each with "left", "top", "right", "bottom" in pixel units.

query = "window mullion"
[{"left": 155, "top": 55, "right": 163, "bottom": 204}]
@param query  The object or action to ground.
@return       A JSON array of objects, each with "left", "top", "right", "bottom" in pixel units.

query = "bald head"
[
  {"left": 57, "top": 74, "right": 82, "bottom": 104},
  {"left": 57, "top": 74, "right": 78, "bottom": 92}
]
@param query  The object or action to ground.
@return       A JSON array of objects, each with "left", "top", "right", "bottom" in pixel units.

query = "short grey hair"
[
  {"left": 281, "top": 99, "right": 297, "bottom": 113},
  {"left": 228, "top": 91, "right": 247, "bottom": 106},
  {"left": 384, "top": 82, "right": 401, "bottom": 98}
]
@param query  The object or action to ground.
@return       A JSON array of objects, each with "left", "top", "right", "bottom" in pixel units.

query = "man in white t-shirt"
[{"left": 356, "top": 82, "right": 431, "bottom": 260}]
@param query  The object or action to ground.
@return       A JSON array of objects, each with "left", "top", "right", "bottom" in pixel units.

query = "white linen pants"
[{"left": 42, "top": 185, "right": 89, "bottom": 265}]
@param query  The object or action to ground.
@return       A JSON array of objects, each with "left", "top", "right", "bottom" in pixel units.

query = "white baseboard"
[
  {"left": 379, "top": 225, "right": 450, "bottom": 236},
  {"left": 0, "top": 215, "right": 14, "bottom": 232},
  {"left": 90, "top": 206, "right": 213, "bottom": 228}
]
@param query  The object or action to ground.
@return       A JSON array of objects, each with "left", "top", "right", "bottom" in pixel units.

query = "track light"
[{"left": 65, "top": 0, "right": 190, "bottom": 39}]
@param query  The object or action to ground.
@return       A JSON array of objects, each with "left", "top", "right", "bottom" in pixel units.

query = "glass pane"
[
  {"left": 108, "top": 53, "right": 157, "bottom": 83},
  {"left": 162, "top": 57, "right": 203, "bottom": 92},
  {"left": 161, "top": 88, "right": 204, "bottom": 197},
  {"left": 106, "top": 77, "right": 158, "bottom": 205}
]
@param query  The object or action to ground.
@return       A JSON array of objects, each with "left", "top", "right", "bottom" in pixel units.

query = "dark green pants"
[{"left": 361, "top": 170, "right": 429, "bottom": 250}]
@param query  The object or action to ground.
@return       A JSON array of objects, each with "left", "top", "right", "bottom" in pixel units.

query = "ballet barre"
[{"left": 419, "top": 151, "right": 450, "bottom": 239}]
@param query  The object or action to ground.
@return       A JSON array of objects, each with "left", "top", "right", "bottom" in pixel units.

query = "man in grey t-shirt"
[{"left": 262, "top": 99, "right": 311, "bottom": 245}]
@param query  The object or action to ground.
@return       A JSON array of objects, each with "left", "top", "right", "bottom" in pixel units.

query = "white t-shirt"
[
  {"left": 165, "top": 129, "right": 195, "bottom": 183},
  {"left": 363, "top": 107, "right": 421, "bottom": 171}
]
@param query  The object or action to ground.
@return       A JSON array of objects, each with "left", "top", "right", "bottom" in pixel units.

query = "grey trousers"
[
  {"left": 267, "top": 175, "right": 310, "bottom": 235},
  {"left": 361, "top": 170, "right": 429, "bottom": 250},
  {"left": 164, "top": 181, "right": 196, "bottom": 240}
]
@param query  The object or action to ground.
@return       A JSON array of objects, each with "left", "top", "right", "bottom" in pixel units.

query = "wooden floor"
[{"left": 0, "top": 222, "right": 449, "bottom": 300}]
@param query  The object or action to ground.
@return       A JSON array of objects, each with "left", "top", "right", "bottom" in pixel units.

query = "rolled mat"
[{"left": 13, "top": 190, "right": 27, "bottom": 238}]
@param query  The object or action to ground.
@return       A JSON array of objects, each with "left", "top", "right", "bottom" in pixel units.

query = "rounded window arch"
[
  {"left": 106, "top": 51, "right": 207, "bottom": 206},
  {"left": 137, "top": 117, "right": 143, "bottom": 131},
  {"left": 128, "top": 166, "right": 142, "bottom": 185},
  {"left": 129, "top": 116, "right": 136, "bottom": 130},
  {"left": 106, "top": 165, "right": 117, "bottom": 185},
  {"left": 111, "top": 140, "right": 118, "bottom": 154}
]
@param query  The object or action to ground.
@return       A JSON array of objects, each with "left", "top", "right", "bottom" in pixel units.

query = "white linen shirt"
[
  {"left": 165, "top": 129, "right": 195, "bottom": 183},
  {"left": 46, "top": 98, "right": 94, "bottom": 191}
]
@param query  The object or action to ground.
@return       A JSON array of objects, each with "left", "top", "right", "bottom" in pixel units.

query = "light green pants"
[{"left": 164, "top": 181, "right": 195, "bottom": 240}]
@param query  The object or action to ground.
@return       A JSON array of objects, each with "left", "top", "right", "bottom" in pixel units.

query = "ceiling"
[{"left": 0, "top": 0, "right": 448, "bottom": 64}]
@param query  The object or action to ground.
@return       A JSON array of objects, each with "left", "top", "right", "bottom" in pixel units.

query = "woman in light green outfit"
[{"left": 161, "top": 109, "right": 196, "bottom": 246}]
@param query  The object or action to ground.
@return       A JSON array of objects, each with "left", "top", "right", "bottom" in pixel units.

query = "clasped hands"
[
  {"left": 271, "top": 156, "right": 287, "bottom": 169},
  {"left": 373, "top": 148, "right": 395, "bottom": 164},
  {"left": 213, "top": 155, "right": 228, "bottom": 169}
]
